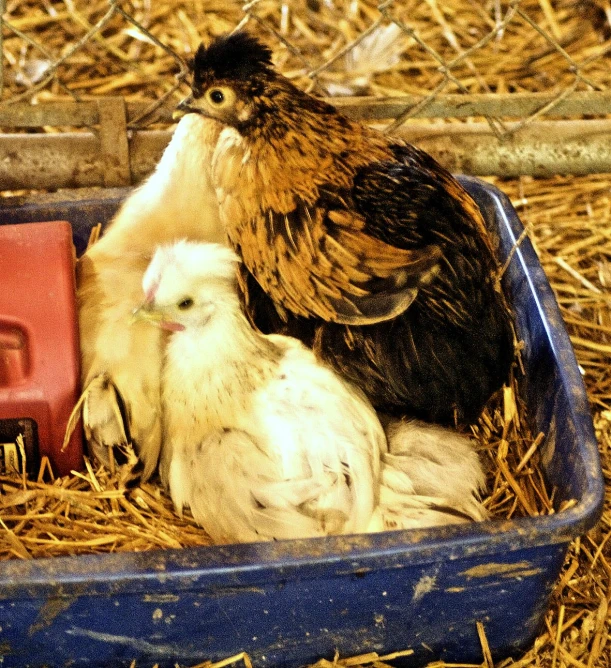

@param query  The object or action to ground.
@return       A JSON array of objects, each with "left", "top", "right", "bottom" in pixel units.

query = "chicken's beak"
[
  {"left": 131, "top": 303, "right": 164, "bottom": 326},
  {"left": 172, "top": 94, "right": 196, "bottom": 121},
  {"left": 131, "top": 303, "right": 186, "bottom": 332}
]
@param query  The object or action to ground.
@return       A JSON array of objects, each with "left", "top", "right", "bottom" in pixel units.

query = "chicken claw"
[{"left": 82, "top": 373, "right": 129, "bottom": 468}]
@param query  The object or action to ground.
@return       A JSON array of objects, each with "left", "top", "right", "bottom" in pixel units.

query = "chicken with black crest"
[{"left": 175, "top": 31, "right": 514, "bottom": 426}]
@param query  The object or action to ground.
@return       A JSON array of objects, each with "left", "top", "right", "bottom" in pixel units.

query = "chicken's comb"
[
  {"left": 144, "top": 245, "right": 178, "bottom": 303},
  {"left": 192, "top": 32, "right": 273, "bottom": 81},
  {"left": 144, "top": 277, "right": 160, "bottom": 305}
]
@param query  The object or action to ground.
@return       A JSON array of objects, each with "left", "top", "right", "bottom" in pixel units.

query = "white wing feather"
[
  {"left": 182, "top": 429, "right": 329, "bottom": 543},
  {"left": 250, "top": 342, "right": 385, "bottom": 535},
  {"left": 368, "top": 419, "right": 488, "bottom": 531},
  {"left": 165, "top": 333, "right": 386, "bottom": 542}
]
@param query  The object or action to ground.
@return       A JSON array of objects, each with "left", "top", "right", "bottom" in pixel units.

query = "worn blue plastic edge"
[{"left": 0, "top": 177, "right": 605, "bottom": 600}]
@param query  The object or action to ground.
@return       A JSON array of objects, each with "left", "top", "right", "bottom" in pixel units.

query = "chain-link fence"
[{"left": 1, "top": 0, "right": 610, "bottom": 188}]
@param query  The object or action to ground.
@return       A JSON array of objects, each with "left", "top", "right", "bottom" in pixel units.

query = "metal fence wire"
[{"left": 0, "top": 0, "right": 610, "bottom": 185}]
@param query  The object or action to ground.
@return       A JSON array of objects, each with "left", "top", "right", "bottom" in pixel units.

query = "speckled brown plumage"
[{"left": 180, "top": 31, "right": 515, "bottom": 424}]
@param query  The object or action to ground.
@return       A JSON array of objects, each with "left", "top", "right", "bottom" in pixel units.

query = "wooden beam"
[
  {"left": 1, "top": 119, "right": 610, "bottom": 191},
  {"left": 1, "top": 90, "right": 611, "bottom": 127}
]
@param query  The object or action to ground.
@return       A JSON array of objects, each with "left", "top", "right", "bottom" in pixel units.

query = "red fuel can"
[{"left": 0, "top": 221, "right": 83, "bottom": 476}]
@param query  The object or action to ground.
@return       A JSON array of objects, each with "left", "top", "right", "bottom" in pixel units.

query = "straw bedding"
[
  {"left": 2, "top": 1, "right": 611, "bottom": 111},
  {"left": 0, "top": 1, "right": 610, "bottom": 666}
]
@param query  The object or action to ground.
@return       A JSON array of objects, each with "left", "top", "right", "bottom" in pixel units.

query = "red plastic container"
[{"left": 0, "top": 221, "right": 83, "bottom": 476}]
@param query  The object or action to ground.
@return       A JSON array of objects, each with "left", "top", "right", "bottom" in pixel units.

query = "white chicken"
[
  {"left": 372, "top": 419, "right": 488, "bottom": 530},
  {"left": 135, "top": 241, "right": 488, "bottom": 544},
  {"left": 137, "top": 241, "right": 383, "bottom": 540},
  {"left": 76, "top": 114, "right": 224, "bottom": 479}
]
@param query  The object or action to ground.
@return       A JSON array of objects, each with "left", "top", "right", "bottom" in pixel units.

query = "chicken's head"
[
  {"left": 134, "top": 241, "right": 240, "bottom": 331},
  {"left": 175, "top": 31, "right": 336, "bottom": 140}
]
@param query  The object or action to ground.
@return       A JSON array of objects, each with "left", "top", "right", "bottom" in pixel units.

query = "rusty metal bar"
[
  {"left": 0, "top": 101, "right": 100, "bottom": 127},
  {"left": 0, "top": 119, "right": 610, "bottom": 191},
  {"left": 1, "top": 90, "right": 611, "bottom": 128},
  {"left": 336, "top": 90, "right": 611, "bottom": 121}
]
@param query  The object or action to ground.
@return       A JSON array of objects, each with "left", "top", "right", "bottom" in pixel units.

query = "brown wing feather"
[{"left": 231, "top": 202, "right": 441, "bottom": 325}]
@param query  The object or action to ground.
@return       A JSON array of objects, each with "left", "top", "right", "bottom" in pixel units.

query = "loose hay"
[
  {"left": 0, "top": 447, "right": 213, "bottom": 559},
  {"left": 482, "top": 174, "right": 611, "bottom": 668},
  {"left": 2, "top": 1, "right": 611, "bottom": 119}
]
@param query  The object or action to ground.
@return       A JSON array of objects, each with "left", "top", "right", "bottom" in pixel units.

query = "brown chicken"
[{"left": 176, "top": 31, "right": 514, "bottom": 425}]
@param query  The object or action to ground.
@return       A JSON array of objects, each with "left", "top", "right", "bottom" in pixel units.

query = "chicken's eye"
[
  {"left": 209, "top": 89, "right": 225, "bottom": 104},
  {"left": 205, "top": 87, "right": 236, "bottom": 109},
  {"left": 177, "top": 297, "right": 194, "bottom": 310}
]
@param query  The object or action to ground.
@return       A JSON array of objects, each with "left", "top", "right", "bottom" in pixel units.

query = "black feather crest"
[{"left": 193, "top": 32, "right": 273, "bottom": 81}]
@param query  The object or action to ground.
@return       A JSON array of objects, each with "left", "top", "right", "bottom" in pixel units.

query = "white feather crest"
[{"left": 143, "top": 241, "right": 240, "bottom": 303}]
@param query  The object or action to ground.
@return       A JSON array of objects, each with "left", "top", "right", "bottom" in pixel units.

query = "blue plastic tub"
[{"left": 0, "top": 177, "right": 604, "bottom": 667}]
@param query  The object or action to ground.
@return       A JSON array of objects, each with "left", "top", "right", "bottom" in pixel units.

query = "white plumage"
[
  {"left": 371, "top": 419, "right": 488, "bottom": 530},
  {"left": 76, "top": 114, "right": 224, "bottom": 479},
  {"left": 139, "top": 241, "right": 383, "bottom": 541},
  {"left": 137, "top": 241, "right": 488, "bottom": 544}
]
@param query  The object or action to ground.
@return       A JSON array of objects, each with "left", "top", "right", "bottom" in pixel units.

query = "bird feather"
[{"left": 179, "top": 33, "right": 514, "bottom": 423}]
